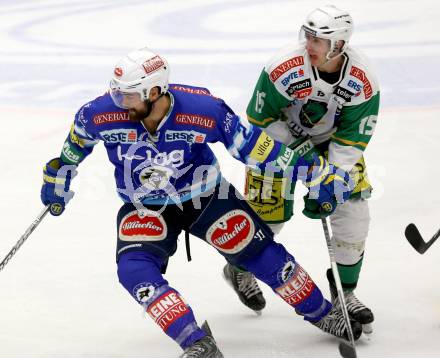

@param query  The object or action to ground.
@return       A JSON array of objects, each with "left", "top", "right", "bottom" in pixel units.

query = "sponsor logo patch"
[
  {"left": 285, "top": 79, "right": 312, "bottom": 99},
  {"left": 270, "top": 56, "right": 304, "bottom": 82},
  {"left": 93, "top": 112, "right": 130, "bottom": 125},
  {"left": 100, "top": 129, "right": 137, "bottom": 143},
  {"left": 62, "top": 142, "right": 81, "bottom": 163},
  {"left": 170, "top": 85, "right": 212, "bottom": 97},
  {"left": 206, "top": 210, "right": 255, "bottom": 254},
  {"left": 147, "top": 290, "right": 189, "bottom": 332},
  {"left": 349, "top": 66, "right": 372, "bottom": 99},
  {"left": 334, "top": 86, "right": 354, "bottom": 102},
  {"left": 119, "top": 211, "right": 167, "bottom": 241},
  {"left": 69, "top": 124, "right": 85, "bottom": 147},
  {"left": 347, "top": 79, "right": 362, "bottom": 92},
  {"left": 142, "top": 55, "right": 165, "bottom": 75},
  {"left": 174, "top": 113, "right": 216, "bottom": 129},
  {"left": 275, "top": 265, "right": 316, "bottom": 306},
  {"left": 164, "top": 130, "right": 206, "bottom": 144},
  {"left": 114, "top": 67, "right": 123, "bottom": 77},
  {"left": 281, "top": 68, "right": 305, "bottom": 86},
  {"left": 276, "top": 147, "right": 295, "bottom": 170},
  {"left": 249, "top": 132, "right": 274, "bottom": 163}
]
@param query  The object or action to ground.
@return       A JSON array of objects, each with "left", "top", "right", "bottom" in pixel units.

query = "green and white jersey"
[{"left": 247, "top": 43, "right": 380, "bottom": 170}]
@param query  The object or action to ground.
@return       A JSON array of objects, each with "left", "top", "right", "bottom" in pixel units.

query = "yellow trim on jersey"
[
  {"left": 332, "top": 135, "right": 368, "bottom": 149},
  {"left": 247, "top": 115, "right": 276, "bottom": 127},
  {"left": 69, "top": 124, "right": 86, "bottom": 148}
]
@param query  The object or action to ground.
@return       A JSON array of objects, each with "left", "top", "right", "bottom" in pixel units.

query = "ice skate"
[
  {"left": 223, "top": 263, "right": 266, "bottom": 314},
  {"left": 310, "top": 306, "right": 363, "bottom": 341},
  {"left": 327, "top": 269, "right": 374, "bottom": 334},
  {"left": 180, "top": 321, "right": 224, "bottom": 358}
]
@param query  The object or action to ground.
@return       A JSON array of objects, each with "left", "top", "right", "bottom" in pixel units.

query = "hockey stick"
[
  {"left": 0, "top": 205, "right": 51, "bottom": 272},
  {"left": 404, "top": 223, "right": 440, "bottom": 254},
  {"left": 321, "top": 217, "right": 357, "bottom": 358}
]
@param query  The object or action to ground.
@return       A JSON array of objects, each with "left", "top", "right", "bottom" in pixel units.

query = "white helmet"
[
  {"left": 110, "top": 47, "right": 169, "bottom": 108},
  {"left": 300, "top": 5, "right": 353, "bottom": 59}
]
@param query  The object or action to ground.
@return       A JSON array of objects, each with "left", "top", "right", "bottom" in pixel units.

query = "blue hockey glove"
[
  {"left": 41, "top": 158, "right": 77, "bottom": 216},
  {"left": 300, "top": 155, "right": 353, "bottom": 218}
]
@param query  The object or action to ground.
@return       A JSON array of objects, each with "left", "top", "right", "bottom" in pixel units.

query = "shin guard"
[
  {"left": 239, "top": 242, "right": 331, "bottom": 322},
  {"left": 117, "top": 251, "right": 205, "bottom": 349}
]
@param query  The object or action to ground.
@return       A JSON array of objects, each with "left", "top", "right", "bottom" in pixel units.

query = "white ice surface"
[{"left": 1, "top": 1, "right": 440, "bottom": 357}]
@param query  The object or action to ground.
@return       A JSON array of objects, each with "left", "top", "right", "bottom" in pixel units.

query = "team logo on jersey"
[
  {"left": 142, "top": 55, "right": 165, "bottom": 75},
  {"left": 93, "top": 112, "right": 130, "bottom": 125},
  {"left": 349, "top": 66, "right": 372, "bottom": 99},
  {"left": 275, "top": 265, "right": 316, "bottom": 305},
  {"left": 165, "top": 130, "right": 206, "bottom": 144},
  {"left": 147, "top": 290, "right": 189, "bottom": 332},
  {"left": 174, "top": 113, "right": 216, "bottom": 129},
  {"left": 270, "top": 56, "right": 304, "bottom": 82},
  {"left": 285, "top": 79, "right": 312, "bottom": 99},
  {"left": 133, "top": 283, "right": 156, "bottom": 304},
  {"left": 119, "top": 211, "right": 167, "bottom": 241},
  {"left": 138, "top": 165, "right": 174, "bottom": 191},
  {"left": 100, "top": 129, "right": 137, "bottom": 143},
  {"left": 279, "top": 260, "right": 296, "bottom": 283},
  {"left": 206, "top": 210, "right": 255, "bottom": 254}
]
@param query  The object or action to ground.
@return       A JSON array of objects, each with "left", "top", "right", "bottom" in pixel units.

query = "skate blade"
[
  {"left": 362, "top": 323, "right": 373, "bottom": 335},
  {"left": 254, "top": 310, "right": 262, "bottom": 316}
]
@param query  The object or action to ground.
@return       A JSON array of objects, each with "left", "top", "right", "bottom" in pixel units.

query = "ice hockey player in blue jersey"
[{"left": 40, "top": 47, "right": 361, "bottom": 357}]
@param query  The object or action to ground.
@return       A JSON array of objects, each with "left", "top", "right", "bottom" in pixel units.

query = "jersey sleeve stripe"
[
  {"left": 247, "top": 115, "right": 276, "bottom": 126},
  {"left": 331, "top": 135, "right": 368, "bottom": 149}
]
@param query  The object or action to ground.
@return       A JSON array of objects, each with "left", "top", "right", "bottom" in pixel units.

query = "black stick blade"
[
  {"left": 405, "top": 223, "right": 427, "bottom": 254},
  {"left": 338, "top": 342, "right": 357, "bottom": 358}
]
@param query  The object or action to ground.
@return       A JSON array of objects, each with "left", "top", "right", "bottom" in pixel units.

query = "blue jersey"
[{"left": 60, "top": 84, "right": 298, "bottom": 205}]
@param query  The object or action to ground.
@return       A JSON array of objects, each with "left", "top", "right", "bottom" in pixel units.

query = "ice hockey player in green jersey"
[{"left": 223, "top": 5, "right": 379, "bottom": 334}]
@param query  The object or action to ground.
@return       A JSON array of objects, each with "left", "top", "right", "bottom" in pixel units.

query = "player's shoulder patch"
[
  {"left": 340, "top": 47, "right": 379, "bottom": 104},
  {"left": 265, "top": 44, "right": 306, "bottom": 82},
  {"left": 265, "top": 44, "right": 312, "bottom": 100}
]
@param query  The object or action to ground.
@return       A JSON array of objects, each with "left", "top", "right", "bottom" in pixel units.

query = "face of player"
[
  {"left": 111, "top": 90, "right": 144, "bottom": 110},
  {"left": 305, "top": 33, "right": 331, "bottom": 67}
]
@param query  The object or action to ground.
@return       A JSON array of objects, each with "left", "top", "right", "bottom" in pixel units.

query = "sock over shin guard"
[
  {"left": 117, "top": 251, "right": 205, "bottom": 349},
  {"left": 239, "top": 242, "right": 331, "bottom": 321}
]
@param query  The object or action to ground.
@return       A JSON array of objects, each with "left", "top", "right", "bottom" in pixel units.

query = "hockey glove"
[
  {"left": 300, "top": 155, "right": 353, "bottom": 218},
  {"left": 41, "top": 158, "right": 77, "bottom": 216}
]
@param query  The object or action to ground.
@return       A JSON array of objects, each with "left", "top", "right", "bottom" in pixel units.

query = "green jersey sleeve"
[
  {"left": 331, "top": 92, "right": 380, "bottom": 151},
  {"left": 246, "top": 69, "right": 291, "bottom": 128}
]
